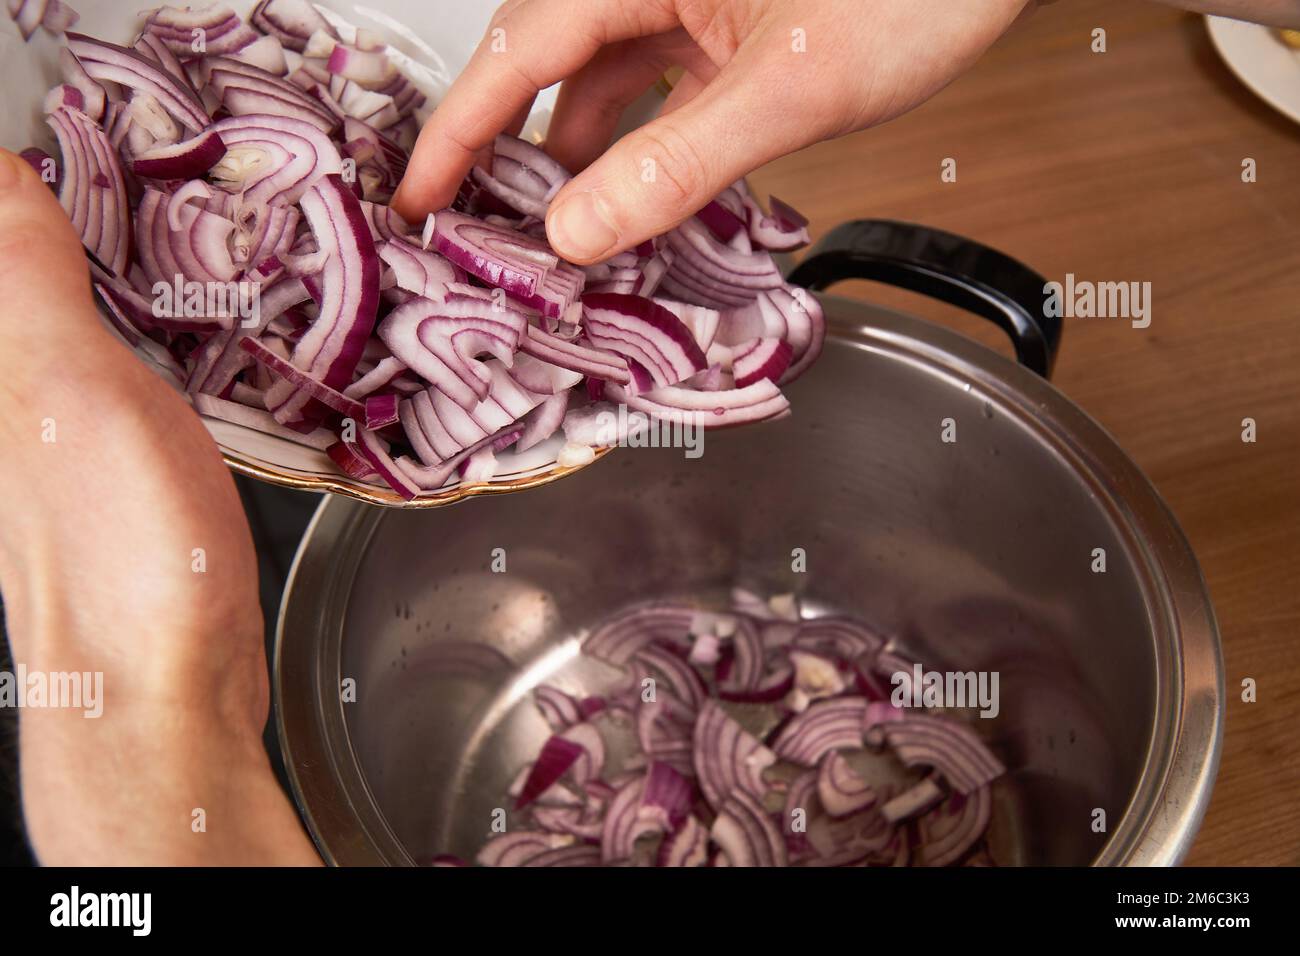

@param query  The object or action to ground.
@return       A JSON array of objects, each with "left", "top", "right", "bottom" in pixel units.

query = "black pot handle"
[{"left": 785, "top": 220, "right": 1061, "bottom": 378}]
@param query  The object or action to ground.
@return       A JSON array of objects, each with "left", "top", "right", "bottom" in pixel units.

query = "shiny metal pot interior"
[{"left": 275, "top": 287, "right": 1223, "bottom": 867}]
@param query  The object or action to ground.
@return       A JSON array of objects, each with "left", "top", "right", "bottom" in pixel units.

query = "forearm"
[
  {"left": 0, "top": 154, "right": 320, "bottom": 863},
  {"left": 0, "top": 385, "right": 320, "bottom": 864},
  {"left": 1152, "top": 0, "right": 1300, "bottom": 27},
  {"left": 0, "top": 374, "right": 322, "bottom": 864}
]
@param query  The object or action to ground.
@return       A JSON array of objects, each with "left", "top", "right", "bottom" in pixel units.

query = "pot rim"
[{"left": 273, "top": 294, "right": 1224, "bottom": 867}]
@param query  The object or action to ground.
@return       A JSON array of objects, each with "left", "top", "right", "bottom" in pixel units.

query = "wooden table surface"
[{"left": 748, "top": 0, "right": 1299, "bottom": 865}]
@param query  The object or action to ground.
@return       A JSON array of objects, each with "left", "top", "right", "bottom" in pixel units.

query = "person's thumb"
[
  {"left": 544, "top": 69, "right": 802, "bottom": 265},
  {"left": 0, "top": 148, "right": 94, "bottom": 318}
]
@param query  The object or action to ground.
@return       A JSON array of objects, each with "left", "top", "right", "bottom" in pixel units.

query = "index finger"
[{"left": 392, "top": 0, "right": 680, "bottom": 222}]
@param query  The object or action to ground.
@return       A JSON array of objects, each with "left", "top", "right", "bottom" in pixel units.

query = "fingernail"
[
  {"left": 0, "top": 149, "right": 22, "bottom": 191},
  {"left": 548, "top": 190, "right": 619, "bottom": 262}
]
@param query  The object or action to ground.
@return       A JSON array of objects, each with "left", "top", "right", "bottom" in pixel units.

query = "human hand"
[
  {"left": 392, "top": 0, "right": 1031, "bottom": 264},
  {"left": 0, "top": 149, "right": 318, "bottom": 865}
]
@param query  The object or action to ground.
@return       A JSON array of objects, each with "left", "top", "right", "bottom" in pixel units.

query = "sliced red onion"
[
  {"left": 763, "top": 286, "right": 825, "bottom": 385},
  {"left": 326, "top": 441, "right": 377, "bottom": 480},
  {"left": 582, "top": 604, "right": 693, "bottom": 666},
  {"left": 519, "top": 324, "right": 629, "bottom": 383},
  {"left": 657, "top": 815, "right": 708, "bottom": 867},
  {"left": 533, "top": 685, "right": 586, "bottom": 732},
  {"left": 43, "top": 83, "right": 84, "bottom": 114},
  {"left": 494, "top": 135, "right": 571, "bottom": 194},
  {"left": 232, "top": 34, "right": 288, "bottom": 75},
  {"left": 391, "top": 424, "right": 524, "bottom": 494},
  {"left": 817, "top": 750, "right": 877, "bottom": 817},
  {"left": 327, "top": 42, "right": 395, "bottom": 87},
  {"left": 515, "top": 391, "right": 568, "bottom": 453},
  {"left": 794, "top": 617, "right": 886, "bottom": 661},
  {"left": 251, "top": 0, "right": 335, "bottom": 53},
  {"left": 560, "top": 722, "right": 606, "bottom": 783},
  {"left": 881, "top": 777, "right": 946, "bottom": 824},
  {"left": 780, "top": 769, "right": 818, "bottom": 856},
  {"left": 379, "top": 291, "right": 528, "bottom": 410},
  {"left": 265, "top": 174, "right": 380, "bottom": 424},
  {"left": 732, "top": 336, "right": 793, "bottom": 388},
  {"left": 804, "top": 798, "right": 896, "bottom": 865},
  {"left": 47, "top": 106, "right": 129, "bottom": 275},
  {"left": 475, "top": 831, "right": 574, "bottom": 867},
  {"left": 876, "top": 716, "right": 1005, "bottom": 795},
  {"left": 134, "top": 31, "right": 198, "bottom": 95},
  {"left": 531, "top": 802, "right": 604, "bottom": 841},
  {"left": 126, "top": 90, "right": 182, "bottom": 150},
  {"left": 770, "top": 696, "right": 868, "bottom": 767},
  {"left": 379, "top": 238, "right": 455, "bottom": 300},
  {"left": 193, "top": 393, "right": 336, "bottom": 450},
  {"left": 667, "top": 217, "right": 783, "bottom": 291},
  {"left": 43, "top": 0, "right": 78, "bottom": 35},
  {"left": 516, "top": 735, "right": 586, "bottom": 810},
  {"left": 692, "top": 701, "right": 773, "bottom": 810},
  {"left": 470, "top": 165, "right": 549, "bottom": 220},
  {"left": 638, "top": 761, "right": 692, "bottom": 831},
  {"left": 654, "top": 298, "right": 719, "bottom": 352},
  {"left": 580, "top": 293, "right": 707, "bottom": 390},
  {"left": 604, "top": 378, "right": 790, "bottom": 430},
  {"left": 786, "top": 648, "right": 848, "bottom": 712},
  {"left": 209, "top": 113, "right": 343, "bottom": 208},
  {"left": 188, "top": 278, "right": 311, "bottom": 395},
  {"left": 131, "top": 128, "right": 226, "bottom": 180},
  {"left": 10, "top": 0, "right": 46, "bottom": 40},
  {"left": 143, "top": 4, "right": 258, "bottom": 56},
  {"left": 66, "top": 33, "right": 210, "bottom": 132},
  {"left": 136, "top": 186, "right": 239, "bottom": 289},
  {"left": 426, "top": 210, "right": 584, "bottom": 320},
  {"left": 56, "top": 46, "right": 105, "bottom": 122},
  {"left": 97, "top": 271, "right": 220, "bottom": 334},
  {"left": 716, "top": 616, "right": 764, "bottom": 696},
  {"left": 238, "top": 337, "right": 372, "bottom": 421},
  {"left": 711, "top": 789, "right": 787, "bottom": 867},
  {"left": 634, "top": 688, "right": 695, "bottom": 775},
  {"left": 600, "top": 775, "right": 658, "bottom": 864},
  {"left": 695, "top": 198, "right": 746, "bottom": 244},
  {"left": 634, "top": 643, "right": 707, "bottom": 712},
  {"left": 345, "top": 428, "right": 421, "bottom": 499},
  {"left": 738, "top": 185, "right": 811, "bottom": 252},
  {"left": 505, "top": 352, "right": 582, "bottom": 396},
  {"left": 915, "top": 785, "right": 991, "bottom": 867},
  {"left": 242, "top": 206, "right": 300, "bottom": 269},
  {"left": 520, "top": 843, "right": 602, "bottom": 867},
  {"left": 19, "top": 146, "right": 57, "bottom": 186},
  {"left": 360, "top": 200, "right": 412, "bottom": 243},
  {"left": 208, "top": 56, "right": 339, "bottom": 134}
]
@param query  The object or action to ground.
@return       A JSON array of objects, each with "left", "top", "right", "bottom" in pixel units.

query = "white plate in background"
[{"left": 1206, "top": 15, "right": 1300, "bottom": 124}]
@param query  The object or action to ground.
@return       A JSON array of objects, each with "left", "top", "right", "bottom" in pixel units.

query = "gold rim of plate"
[{"left": 219, "top": 444, "right": 615, "bottom": 509}]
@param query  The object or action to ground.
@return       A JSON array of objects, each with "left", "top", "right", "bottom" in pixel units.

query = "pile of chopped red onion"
[
  {"left": 456, "top": 590, "right": 1004, "bottom": 867},
  {"left": 11, "top": 1, "right": 826, "bottom": 499}
]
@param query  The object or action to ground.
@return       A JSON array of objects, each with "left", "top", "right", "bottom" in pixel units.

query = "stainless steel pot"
[{"left": 274, "top": 221, "right": 1223, "bottom": 866}]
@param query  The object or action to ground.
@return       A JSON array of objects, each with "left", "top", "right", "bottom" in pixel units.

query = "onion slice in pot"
[
  {"left": 770, "top": 696, "right": 868, "bottom": 767},
  {"left": 692, "top": 700, "right": 774, "bottom": 809},
  {"left": 711, "top": 789, "right": 788, "bottom": 867}
]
